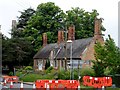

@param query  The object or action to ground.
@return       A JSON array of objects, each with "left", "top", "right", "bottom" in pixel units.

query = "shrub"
[
  {"left": 16, "top": 71, "right": 22, "bottom": 77},
  {"left": 58, "top": 69, "right": 70, "bottom": 80},
  {"left": 9, "top": 72, "right": 13, "bottom": 76},
  {"left": 74, "top": 69, "right": 79, "bottom": 80},
  {"left": 46, "top": 66, "right": 53, "bottom": 74},
  {"left": 92, "top": 61, "right": 105, "bottom": 77},
  {"left": 20, "top": 73, "right": 43, "bottom": 82},
  {"left": 80, "top": 67, "right": 95, "bottom": 77},
  {"left": 24, "top": 66, "right": 33, "bottom": 70},
  {"left": 58, "top": 69, "right": 66, "bottom": 79},
  {"left": 104, "top": 68, "right": 111, "bottom": 76}
]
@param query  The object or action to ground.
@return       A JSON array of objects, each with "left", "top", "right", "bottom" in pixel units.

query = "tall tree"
[
  {"left": 93, "top": 35, "right": 120, "bottom": 76},
  {"left": 66, "top": 7, "right": 105, "bottom": 39},
  {"left": 22, "top": 2, "right": 65, "bottom": 51},
  {"left": 2, "top": 37, "right": 34, "bottom": 72},
  {"left": 18, "top": 2, "right": 105, "bottom": 52},
  {"left": 11, "top": 7, "right": 35, "bottom": 38},
  {"left": 17, "top": 7, "right": 35, "bottom": 29}
]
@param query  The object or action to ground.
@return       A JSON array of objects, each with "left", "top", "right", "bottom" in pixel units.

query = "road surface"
[{"left": 2, "top": 82, "right": 33, "bottom": 89}]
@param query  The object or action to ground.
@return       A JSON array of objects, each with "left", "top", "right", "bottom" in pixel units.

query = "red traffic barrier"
[
  {"left": 35, "top": 80, "right": 80, "bottom": 89},
  {"left": 83, "top": 76, "right": 112, "bottom": 88},
  {"left": 3, "top": 76, "right": 19, "bottom": 83}
]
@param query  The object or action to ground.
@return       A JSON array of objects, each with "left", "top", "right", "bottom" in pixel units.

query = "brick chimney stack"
[
  {"left": 94, "top": 18, "right": 102, "bottom": 39},
  {"left": 68, "top": 25, "right": 75, "bottom": 40},
  {"left": 43, "top": 33, "right": 47, "bottom": 46},
  {"left": 57, "top": 30, "right": 64, "bottom": 44},
  {"left": 12, "top": 20, "right": 17, "bottom": 30},
  {"left": 94, "top": 18, "right": 104, "bottom": 43}
]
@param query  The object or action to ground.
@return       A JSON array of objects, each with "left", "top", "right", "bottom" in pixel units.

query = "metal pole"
[
  {"left": 67, "top": 40, "right": 72, "bottom": 80},
  {"left": 65, "top": 29, "right": 67, "bottom": 71},
  {"left": 71, "top": 42, "right": 73, "bottom": 80},
  {"left": 78, "top": 59, "right": 80, "bottom": 80},
  {"left": 70, "top": 43, "right": 72, "bottom": 80},
  {"left": 65, "top": 24, "right": 67, "bottom": 71}
]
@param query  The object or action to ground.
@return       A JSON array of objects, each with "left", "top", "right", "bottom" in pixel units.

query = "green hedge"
[{"left": 20, "top": 73, "right": 43, "bottom": 82}]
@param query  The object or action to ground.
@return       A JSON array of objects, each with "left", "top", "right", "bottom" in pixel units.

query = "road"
[{"left": 1, "top": 82, "right": 33, "bottom": 89}]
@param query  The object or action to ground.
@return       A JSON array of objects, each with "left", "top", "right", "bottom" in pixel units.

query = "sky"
[{"left": 0, "top": 0, "right": 119, "bottom": 46}]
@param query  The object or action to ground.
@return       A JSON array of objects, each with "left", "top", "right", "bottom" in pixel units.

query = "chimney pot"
[
  {"left": 43, "top": 33, "right": 47, "bottom": 46},
  {"left": 68, "top": 25, "right": 75, "bottom": 40},
  {"left": 12, "top": 20, "right": 17, "bottom": 30},
  {"left": 94, "top": 18, "right": 102, "bottom": 35},
  {"left": 94, "top": 18, "right": 104, "bottom": 43},
  {"left": 57, "top": 30, "right": 64, "bottom": 44}
]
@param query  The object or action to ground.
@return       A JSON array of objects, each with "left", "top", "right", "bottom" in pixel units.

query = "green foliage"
[
  {"left": 21, "top": 2, "right": 65, "bottom": 52},
  {"left": 66, "top": 8, "right": 105, "bottom": 39},
  {"left": 20, "top": 73, "right": 43, "bottom": 82},
  {"left": 24, "top": 66, "right": 33, "bottom": 70},
  {"left": 104, "top": 68, "right": 111, "bottom": 76},
  {"left": 93, "top": 35, "right": 120, "bottom": 76},
  {"left": 11, "top": 8, "right": 35, "bottom": 38},
  {"left": 80, "top": 67, "right": 95, "bottom": 77},
  {"left": 92, "top": 61, "right": 105, "bottom": 76},
  {"left": 17, "top": 8, "right": 35, "bottom": 29},
  {"left": 19, "top": 67, "right": 95, "bottom": 82},
  {"left": 58, "top": 69, "right": 70, "bottom": 80},
  {"left": 2, "top": 37, "right": 34, "bottom": 69},
  {"left": 9, "top": 72, "right": 13, "bottom": 76},
  {"left": 14, "top": 2, "right": 104, "bottom": 52},
  {"left": 45, "top": 66, "right": 53, "bottom": 74},
  {"left": 16, "top": 71, "right": 22, "bottom": 77},
  {"left": 4, "top": 2, "right": 106, "bottom": 72}
]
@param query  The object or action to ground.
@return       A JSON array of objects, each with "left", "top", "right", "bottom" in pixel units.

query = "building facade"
[{"left": 33, "top": 18, "right": 104, "bottom": 71}]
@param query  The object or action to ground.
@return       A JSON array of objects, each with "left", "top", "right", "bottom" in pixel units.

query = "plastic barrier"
[
  {"left": 35, "top": 80, "right": 80, "bottom": 90},
  {"left": 3, "top": 76, "right": 19, "bottom": 83},
  {"left": 83, "top": 76, "right": 112, "bottom": 88}
]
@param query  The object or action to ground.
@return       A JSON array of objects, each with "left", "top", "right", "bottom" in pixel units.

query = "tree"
[
  {"left": 17, "top": 2, "right": 105, "bottom": 52},
  {"left": 22, "top": 2, "right": 65, "bottom": 52},
  {"left": 93, "top": 35, "right": 120, "bottom": 76},
  {"left": 66, "top": 8, "right": 105, "bottom": 39},
  {"left": 11, "top": 7, "right": 35, "bottom": 38},
  {"left": 2, "top": 37, "right": 34, "bottom": 72},
  {"left": 17, "top": 7, "right": 35, "bottom": 29}
]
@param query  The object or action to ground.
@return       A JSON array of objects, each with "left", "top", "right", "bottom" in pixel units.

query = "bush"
[
  {"left": 16, "top": 71, "right": 22, "bottom": 77},
  {"left": 46, "top": 66, "right": 53, "bottom": 74},
  {"left": 9, "top": 72, "right": 13, "bottom": 76},
  {"left": 92, "top": 61, "right": 105, "bottom": 77},
  {"left": 74, "top": 69, "right": 79, "bottom": 80},
  {"left": 58, "top": 68, "right": 70, "bottom": 80},
  {"left": 80, "top": 67, "right": 95, "bottom": 77},
  {"left": 104, "top": 68, "right": 111, "bottom": 76},
  {"left": 20, "top": 73, "right": 43, "bottom": 82},
  {"left": 24, "top": 66, "right": 33, "bottom": 70},
  {"left": 58, "top": 69, "right": 66, "bottom": 79}
]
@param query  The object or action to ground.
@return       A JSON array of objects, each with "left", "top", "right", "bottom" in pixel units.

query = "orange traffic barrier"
[
  {"left": 83, "top": 76, "right": 112, "bottom": 88},
  {"left": 103, "top": 77, "right": 112, "bottom": 86},
  {"left": 3, "top": 76, "right": 19, "bottom": 83},
  {"left": 35, "top": 80, "right": 80, "bottom": 90}
]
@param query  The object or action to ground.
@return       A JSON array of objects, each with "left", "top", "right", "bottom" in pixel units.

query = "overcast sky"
[{"left": 0, "top": 0, "right": 119, "bottom": 46}]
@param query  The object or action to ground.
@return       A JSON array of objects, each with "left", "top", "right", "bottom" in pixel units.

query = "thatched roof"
[{"left": 33, "top": 37, "right": 93, "bottom": 60}]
